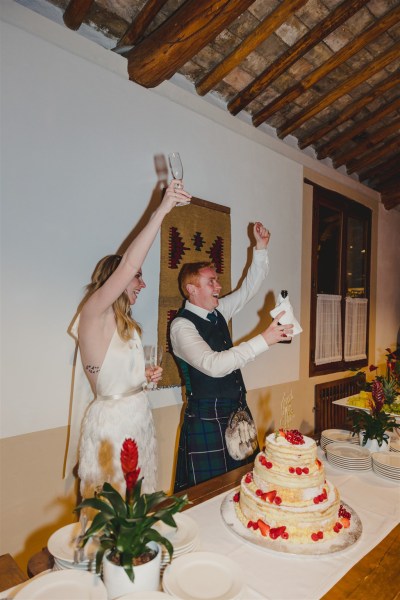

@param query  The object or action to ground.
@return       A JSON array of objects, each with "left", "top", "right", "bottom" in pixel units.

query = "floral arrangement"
[
  {"left": 352, "top": 348, "right": 400, "bottom": 413},
  {"left": 351, "top": 375, "right": 400, "bottom": 447},
  {"left": 76, "top": 438, "right": 189, "bottom": 582}
]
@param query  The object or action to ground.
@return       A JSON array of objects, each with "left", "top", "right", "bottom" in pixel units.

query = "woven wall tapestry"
[{"left": 158, "top": 197, "right": 231, "bottom": 387}]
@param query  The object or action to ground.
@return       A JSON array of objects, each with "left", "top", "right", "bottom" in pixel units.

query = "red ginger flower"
[
  {"left": 371, "top": 380, "right": 384, "bottom": 415},
  {"left": 120, "top": 438, "right": 140, "bottom": 494}
]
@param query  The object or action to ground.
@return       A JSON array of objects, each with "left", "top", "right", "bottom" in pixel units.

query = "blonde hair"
[
  {"left": 178, "top": 262, "right": 214, "bottom": 299},
  {"left": 84, "top": 254, "right": 142, "bottom": 341}
]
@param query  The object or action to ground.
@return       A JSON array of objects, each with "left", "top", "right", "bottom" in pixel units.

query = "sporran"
[{"left": 225, "top": 408, "right": 258, "bottom": 461}]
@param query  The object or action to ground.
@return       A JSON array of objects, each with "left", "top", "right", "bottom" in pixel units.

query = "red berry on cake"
[
  {"left": 274, "top": 496, "right": 282, "bottom": 505},
  {"left": 340, "top": 517, "right": 350, "bottom": 528},
  {"left": 244, "top": 473, "right": 252, "bottom": 484},
  {"left": 302, "top": 467, "right": 309, "bottom": 474},
  {"left": 266, "top": 461, "right": 273, "bottom": 469},
  {"left": 284, "top": 429, "right": 305, "bottom": 445},
  {"left": 311, "top": 533, "right": 319, "bottom": 541},
  {"left": 281, "top": 531, "right": 289, "bottom": 540},
  {"left": 295, "top": 467, "right": 302, "bottom": 475},
  {"left": 265, "top": 490, "right": 277, "bottom": 503},
  {"left": 269, "top": 528, "right": 280, "bottom": 540},
  {"left": 257, "top": 519, "right": 270, "bottom": 537},
  {"left": 233, "top": 492, "right": 240, "bottom": 502},
  {"left": 317, "top": 531, "right": 323, "bottom": 539},
  {"left": 289, "top": 467, "right": 295, "bottom": 473}
]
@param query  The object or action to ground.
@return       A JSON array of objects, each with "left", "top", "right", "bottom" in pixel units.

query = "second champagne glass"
[
  {"left": 143, "top": 345, "right": 156, "bottom": 390},
  {"left": 168, "top": 152, "right": 189, "bottom": 206},
  {"left": 150, "top": 346, "right": 164, "bottom": 389}
]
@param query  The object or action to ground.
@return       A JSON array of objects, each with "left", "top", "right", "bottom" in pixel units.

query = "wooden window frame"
[{"left": 307, "top": 181, "right": 372, "bottom": 377}]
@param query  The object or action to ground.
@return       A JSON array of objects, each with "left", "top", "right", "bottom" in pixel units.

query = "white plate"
[
  {"left": 155, "top": 513, "right": 200, "bottom": 553},
  {"left": 14, "top": 570, "right": 107, "bottom": 599},
  {"left": 326, "top": 443, "right": 371, "bottom": 459},
  {"left": 117, "top": 592, "right": 172, "bottom": 599},
  {"left": 220, "top": 490, "right": 362, "bottom": 557},
  {"left": 48, "top": 522, "right": 98, "bottom": 562},
  {"left": 321, "top": 429, "right": 353, "bottom": 441},
  {"left": 372, "top": 451, "right": 400, "bottom": 468},
  {"left": 162, "top": 552, "right": 243, "bottom": 600}
]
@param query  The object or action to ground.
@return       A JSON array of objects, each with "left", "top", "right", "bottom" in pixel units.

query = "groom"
[{"left": 170, "top": 222, "right": 292, "bottom": 491}]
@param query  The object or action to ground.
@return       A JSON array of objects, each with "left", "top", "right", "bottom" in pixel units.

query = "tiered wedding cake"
[{"left": 234, "top": 429, "right": 351, "bottom": 543}]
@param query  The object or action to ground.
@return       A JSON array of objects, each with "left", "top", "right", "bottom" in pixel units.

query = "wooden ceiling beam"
[
  {"left": 368, "top": 169, "right": 400, "bottom": 190},
  {"left": 381, "top": 191, "right": 400, "bottom": 211},
  {"left": 254, "top": 8, "right": 400, "bottom": 129},
  {"left": 114, "top": 0, "right": 170, "bottom": 50},
  {"left": 377, "top": 178, "right": 400, "bottom": 196},
  {"left": 274, "top": 41, "right": 400, "bottom": 138},
  {"left": 195, "top": 0, "right": 308, "bottom": 97},
  {"left": 317, "top": 97, "right": 400, "bottom": 160},
  {"left": 63, "top": 0, "right": 94, "bottom": 30},
  {"left": 358, "top": 152, "right": 400, "bottom": 183},
  {"left": 332, "top": 117, "right": 400, "bottom": 168},
  {"left": 126, "top": 0, "right": 255, "bottom": 88},
  {"left": 228, "top": 0, "right": 368, "bottom": 116},
  {"left": 346, "top": 137, "right": 400, "bottom": 175},
  {"left": 298, "top": 72, "right": 400, "bottom": 150}
]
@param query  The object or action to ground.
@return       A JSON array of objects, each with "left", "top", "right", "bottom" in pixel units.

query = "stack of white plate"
[
  {"left": 372, "top": 451, "right": 400, "bottom": 480},
  {"left": 326, "top": 443, "right": 372, "bottom": 470},
  {"left": 162, "top": 552, "right": 244, "bottom": 599},
  {"left": 48, "top": 522, "right": 99, "bottom": 573},
  {"left": 390, "top": 438, "right": 400, "bottom": 453},
  {"left": 320, "top": 429, "right": 358, "bottom": 452},
  {"left": 14, "top": 570, "right": 107, "bottom": 599},
  {"left": 155, "top": 513, "right": 200, "bottom": 571}
]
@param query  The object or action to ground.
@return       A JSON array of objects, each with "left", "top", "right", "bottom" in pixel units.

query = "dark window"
[{"left": 308, "top": 181, "right": 372, "bottom": 376}]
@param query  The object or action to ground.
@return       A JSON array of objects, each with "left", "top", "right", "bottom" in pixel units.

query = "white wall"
[
  {"left": 1, "top": 2, "right": 306, "bottom": 439},
  {"left": 375, "top": 204, "right": 400, "bottom": 362}
]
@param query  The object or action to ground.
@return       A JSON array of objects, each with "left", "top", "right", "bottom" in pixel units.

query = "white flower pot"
[
  {"left": 360, "top": 434, "right": 390, "bottom": 453},
  {"left": 102, "top": 541, "right": 161, "bottom": 600}
]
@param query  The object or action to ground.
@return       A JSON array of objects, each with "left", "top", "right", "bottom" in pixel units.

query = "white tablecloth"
[
  {"left": 183, "top": 448, "right": 400, "bottom": 600},
  {"left": 2, "top": 450, "right": 399, "bottom": 600}
]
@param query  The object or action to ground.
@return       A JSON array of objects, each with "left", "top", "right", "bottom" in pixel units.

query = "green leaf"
[
  {"left": 120, "top": 552, "right": 139, "bottom": 582},
  {"left": 81, "top": 512, "right": 113, "bottom": 543},
  {"left": 100, "top": 483, "right": 127, "bottom": 518},
  {"left": 146, "top": 529, "right": 173, "bottom": 560},
  {"left": 94, "top": 546, "right": 106, "bottom": 575},
  {"left": 76, "top": 497, "right": 115, "bottom": 517}
]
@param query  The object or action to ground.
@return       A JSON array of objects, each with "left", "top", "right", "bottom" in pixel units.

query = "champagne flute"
[
  {"left": 168, "top": 152, "right": 188, "bottom": 206},
  {"left": 143, "top": 345, "right": 156, "bottom": 390},
  {"left": 150, "top": 346, "right": 164, "bottom": 389}
]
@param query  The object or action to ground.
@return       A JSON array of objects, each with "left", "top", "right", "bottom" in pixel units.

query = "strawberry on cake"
[{"left": 234, "top": 429, "right": 352, "bottom": 544}]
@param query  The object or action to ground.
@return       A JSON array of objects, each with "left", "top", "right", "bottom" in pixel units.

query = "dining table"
[{"left": 1, "top": 445, "right": 399, "bottom": 599}]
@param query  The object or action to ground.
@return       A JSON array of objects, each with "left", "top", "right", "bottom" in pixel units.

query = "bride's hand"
[{"left": 161, "top": 180, "right": 191, "bottom": 211}]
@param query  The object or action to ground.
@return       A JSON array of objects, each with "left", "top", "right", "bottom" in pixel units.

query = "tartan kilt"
[{"left": 174, "top": 396, "right": 259, "bottom": 492}]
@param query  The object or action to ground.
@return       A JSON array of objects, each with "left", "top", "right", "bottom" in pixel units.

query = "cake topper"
[{"left": 280, "top": 390, "right": 294, "bottom": 430}]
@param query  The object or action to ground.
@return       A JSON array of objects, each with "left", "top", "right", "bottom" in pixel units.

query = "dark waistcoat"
[{"left": 175, "top": 308, "right": 246, "bottom": 400}]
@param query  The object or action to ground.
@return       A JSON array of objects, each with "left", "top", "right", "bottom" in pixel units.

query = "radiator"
[{"left": 314, "top": 373, "right": 365, "bottom": 437}]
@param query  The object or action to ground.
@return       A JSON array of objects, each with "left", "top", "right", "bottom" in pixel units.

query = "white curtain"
[
  {"left": 315, "top": 294, "right": 342, "bottom": 365},
  {"left": 344, "top": 297, "right": 368, "bottom": 361}
]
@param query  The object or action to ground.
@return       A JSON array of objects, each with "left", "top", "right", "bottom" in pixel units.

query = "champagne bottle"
[{"left": 278, "top": 290, "right": 292, "bottom": 344}]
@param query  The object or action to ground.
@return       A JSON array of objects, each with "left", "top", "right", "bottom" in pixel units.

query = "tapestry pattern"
[{"left": 158, "top": 198, "right": 231, "bottom": 387}]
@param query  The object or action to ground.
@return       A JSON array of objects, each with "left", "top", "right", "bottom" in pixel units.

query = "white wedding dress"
[{"left": 65, "top": 318, "right": 157, "bottom": 498}]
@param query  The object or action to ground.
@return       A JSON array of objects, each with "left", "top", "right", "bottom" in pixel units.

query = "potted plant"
[
  {"left": 76, "top": 438, "right": 189, "bottom": 599},
  {"left": 351, "top": 379, "right": 400, "bottom": 452}
]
